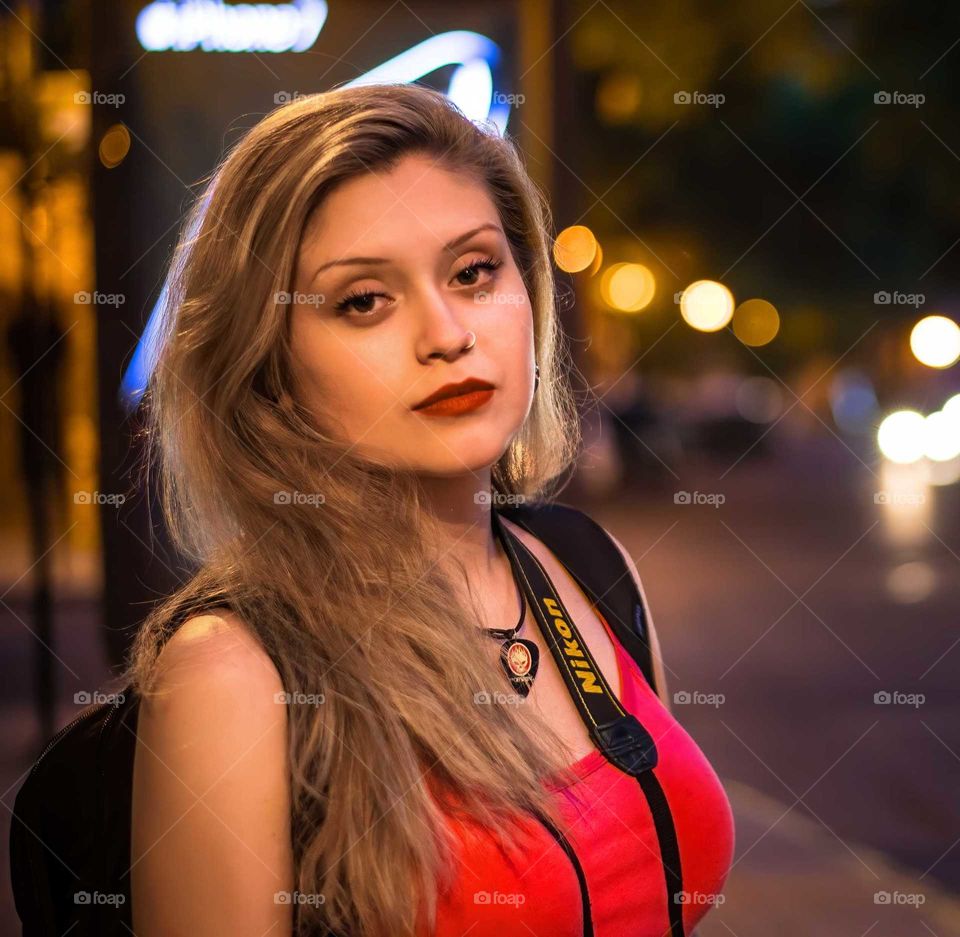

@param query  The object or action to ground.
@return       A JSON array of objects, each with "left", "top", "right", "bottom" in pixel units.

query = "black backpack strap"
[{"left": 498, "top": 500, "right": 658, "bottom": 696}]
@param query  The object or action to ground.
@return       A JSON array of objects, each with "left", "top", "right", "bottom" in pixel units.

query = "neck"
[
  {"left": 417, "top": 471, "right": 501, "bottom": 577},
  {"left": 416, "top": 472, "right": 524, "bottom": 632}
]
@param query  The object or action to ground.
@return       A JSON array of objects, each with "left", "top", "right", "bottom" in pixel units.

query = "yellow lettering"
[
  {"left": 563, "top": 639, "right": 583, "bottom": 659},
  {"left": 575, "top": 669, "right": 603, "bottom": 694}
]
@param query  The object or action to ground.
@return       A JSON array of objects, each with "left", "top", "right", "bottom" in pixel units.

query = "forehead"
[{"left": 299, "top": 153, "right": 500, "bottom": 263}]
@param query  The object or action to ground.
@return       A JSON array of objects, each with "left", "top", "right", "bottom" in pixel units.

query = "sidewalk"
[{"left": 698, "top": 778, "right": 960, "bottom": 936}]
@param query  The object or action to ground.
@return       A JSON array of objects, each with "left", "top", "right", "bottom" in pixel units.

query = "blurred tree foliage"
[{"left": 560, "top": 0, "right": 959, "bottom": 369}]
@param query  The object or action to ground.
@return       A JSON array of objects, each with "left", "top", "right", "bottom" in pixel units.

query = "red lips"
[{"left": 411, "top": 378, "right": 495, "bottom": 411}]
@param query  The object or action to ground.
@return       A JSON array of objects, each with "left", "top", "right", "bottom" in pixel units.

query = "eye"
[
  {"left": 454, "top": 255, "right": 503, "bottom": 287},
  {"left": 333, "top": 289, "right": 390, "bottom": 317},
  {"left": 331, "top": 256, "right": 504, "bottom": 317}
]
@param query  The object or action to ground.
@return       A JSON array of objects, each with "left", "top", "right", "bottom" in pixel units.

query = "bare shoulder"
[
  {"left": 150, "top": 606, "right": 283, "bottom": 696},
  {"left": 132, "top": 606, "right": 294, "bottom": 937}
]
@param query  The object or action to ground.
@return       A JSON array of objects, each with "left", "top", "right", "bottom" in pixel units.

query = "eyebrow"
[{"left": 311, "top": 222, "right": 504, "bottom": 278}]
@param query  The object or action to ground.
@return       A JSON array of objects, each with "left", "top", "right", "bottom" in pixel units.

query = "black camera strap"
[
  {"left": 491, "top": 507, "right": 686, "bottom": 937},
  {"left": 491, "top": 507, "right": 659, "bottom": 774}
]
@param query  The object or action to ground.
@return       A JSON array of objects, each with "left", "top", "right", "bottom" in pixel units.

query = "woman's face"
[{"left": 289, "top": 152, "right": 536, "bottom": 476}]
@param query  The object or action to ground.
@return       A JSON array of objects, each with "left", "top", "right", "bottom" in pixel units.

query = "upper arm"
[
  {"left": 602, "top": 527, "right": 671, "bottom": 710},
  {"left": 131, "top": 610, "right": 295, "bottom": 937}
]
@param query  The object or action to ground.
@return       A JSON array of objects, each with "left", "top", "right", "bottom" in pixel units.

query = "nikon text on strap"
[
  {"left": 491, "top": 507, "right": 686, "bottom": 937},
  {"left": 497, "top": 501, "right": 658, "bottom": 695}
]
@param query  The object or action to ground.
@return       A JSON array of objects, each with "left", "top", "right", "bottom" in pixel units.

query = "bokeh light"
[
  {"left": 600, "top": 262, "right": 656, "bottom": 312},
  {"left": 732, "top": 298, "right": 780, "bottom": 346},
  {"left": 924, "top": 409, "right": 960, "bottom": 462},
  {"left": 99, "top": 124, "right": 131, "bottom": 168},
  {"left": 829, "top": 369, "right": 878, "bottom": 434},
  {"left": 554, "top": 225, "right": 598, "bottom": 273},
  {"left": 588, "top": 240, "right": 603, "bottom": 276},
  {"left": 886, "top": 561, "right": 937, "bottom": 604},
  {"left": 877, "top": 409, "right": 928, "bottom": 463},
  {"left": 679, "top": 279, "right": 734, "bottom": 331},
  {"left": 909, "top": 315, "right": 960, "bottom": 368}
]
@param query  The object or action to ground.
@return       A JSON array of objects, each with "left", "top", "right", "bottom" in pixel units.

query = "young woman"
[{"left": 126, "top": 82, "right": 734, "bottom": 937}]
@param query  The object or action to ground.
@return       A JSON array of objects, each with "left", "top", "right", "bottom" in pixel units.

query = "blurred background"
[{"left": 1, "top": 0, "right": 959, "bottom": 934}]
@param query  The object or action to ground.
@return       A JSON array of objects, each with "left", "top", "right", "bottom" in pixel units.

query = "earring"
[{"left": 534, "top": 364, "right": 540, "bottom": 394}]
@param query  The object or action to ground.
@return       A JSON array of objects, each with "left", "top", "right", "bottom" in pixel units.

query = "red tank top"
[{"left": 419, "top": 607, "right": 735, "bottom": 937}]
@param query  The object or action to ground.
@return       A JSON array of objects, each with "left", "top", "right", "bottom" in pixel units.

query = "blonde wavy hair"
[{"left": 123, "top": 82, "right": 583, "bottom": 937}]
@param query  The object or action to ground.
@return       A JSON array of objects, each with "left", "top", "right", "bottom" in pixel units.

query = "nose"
[{"left": 413, "top": 286, "right": 475, "bottom": 363}]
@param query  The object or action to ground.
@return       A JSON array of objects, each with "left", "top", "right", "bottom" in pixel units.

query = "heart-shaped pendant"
[{"left": 499, "top": 638, "right": 540, "bottom": 697}]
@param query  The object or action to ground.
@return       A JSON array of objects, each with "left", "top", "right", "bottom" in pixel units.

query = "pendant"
[{"left": 499, "top": 638, "right": 540, "bottom": 697}]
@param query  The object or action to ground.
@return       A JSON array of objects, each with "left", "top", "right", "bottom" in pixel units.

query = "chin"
[
  {"left": 413, "top": 458, "right": 500, "bottom": 479},
  {"left": 397, "top": 429, "right": 515, "bottom": 477},
  {"left": 353, "top": 410, "right": 523, "bottom": 475}
]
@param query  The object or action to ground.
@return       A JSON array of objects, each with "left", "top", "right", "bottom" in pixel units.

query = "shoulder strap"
[{"left": 497, "top": 500, "right": 658, "bottom": 695}]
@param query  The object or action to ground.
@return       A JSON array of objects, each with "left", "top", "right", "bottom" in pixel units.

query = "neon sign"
[
  {"left": 344, "top": 31, "right": 508, "bottom": 132},
  {"left": 136, "top": 0, "right": 328, "bottom": 53}
]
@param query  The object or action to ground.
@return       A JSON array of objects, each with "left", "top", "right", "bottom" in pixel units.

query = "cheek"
[
  {"left": 480, "top": 289, "right": 534, "bottom": 363},
  {"left": 290, "top": 315, "right": 405, "bottom": 429},
  {"left": 289, "top": 315, "right": 334, "bottom": 402}
]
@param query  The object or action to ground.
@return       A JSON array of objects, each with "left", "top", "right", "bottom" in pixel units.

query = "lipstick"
[
  {"left": 415, "top": 389, "right": 495, "bottom": 416},
  {"left": 411, "top": 378, "right": 496, "bottom": 417}
]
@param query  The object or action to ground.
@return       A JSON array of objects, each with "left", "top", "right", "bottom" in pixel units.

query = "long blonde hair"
[{"left": 124, "top": 82, "right": 583, "bottom": 937}]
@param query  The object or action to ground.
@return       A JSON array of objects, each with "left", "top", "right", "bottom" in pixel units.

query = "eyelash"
[{"left": 332, "top": 256, "right": 504, "bottom": 317}]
